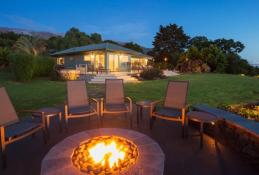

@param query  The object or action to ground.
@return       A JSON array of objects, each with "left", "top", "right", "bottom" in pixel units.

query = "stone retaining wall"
[{"left": 192, "top": 104, "right": 259, "bottom": 165}]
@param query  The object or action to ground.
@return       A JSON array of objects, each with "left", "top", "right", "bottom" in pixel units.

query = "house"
[{"left": 51, "top": 42, "right": 152, "bottom": 73}]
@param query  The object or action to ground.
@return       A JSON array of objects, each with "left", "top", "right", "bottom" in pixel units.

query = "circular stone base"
[{"left": 41, "top": 128, "right": 165, "bottom": 175}]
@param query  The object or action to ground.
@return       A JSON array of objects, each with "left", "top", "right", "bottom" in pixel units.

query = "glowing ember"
[{"left": 72, "top": 136, "right": 138, "bottom": 174}]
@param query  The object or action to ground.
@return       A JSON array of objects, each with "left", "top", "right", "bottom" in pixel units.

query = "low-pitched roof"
[{"left": 51, "top": 42, "right": 152, "bottom": 59}]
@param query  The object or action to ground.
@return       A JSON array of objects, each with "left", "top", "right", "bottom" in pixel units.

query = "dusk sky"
[{"left": 0, "top": 0, "right": 258, "bottom": 63}]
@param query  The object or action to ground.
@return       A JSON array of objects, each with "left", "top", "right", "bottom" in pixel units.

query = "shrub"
[
  {"left": 11, "top": 53, "right": 35, "bottom": 82},
  {"left": 176, "top": 58, "right": 210, "bottom": 73},
  {"left": 0, "top": 47, "right": 11, "bottom": 68},
  {"left": 34, "top": 55, "right": 55, "bottom": 77},
  {"left": 140, "top": 68, "right": 164, "bottom": 80}
]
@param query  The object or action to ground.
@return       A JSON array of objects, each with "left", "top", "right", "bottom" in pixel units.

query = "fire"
[
  {"left": 72, "top": 136, "right": 138, "bottom": 174},
  {"left": 88, "top": 140, "right": 125, "bottom": 168}
]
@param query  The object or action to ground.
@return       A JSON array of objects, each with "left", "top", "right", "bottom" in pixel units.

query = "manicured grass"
[{"left": 0, "top": 71, "right": 258, "bottom": 112}]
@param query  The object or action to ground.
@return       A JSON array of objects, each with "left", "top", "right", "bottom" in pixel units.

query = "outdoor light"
[{"left": 164, "top": 57, "right": 168, "bottom": 62}]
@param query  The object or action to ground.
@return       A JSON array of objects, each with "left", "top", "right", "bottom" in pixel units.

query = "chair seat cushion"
[
  {"left": 5, "top": 119, "right": 42, "bottom": 139},
  {"left": 104, "top": 103, "right": 128, "bottom": 112},
  {"left": 69, "top": 105, "right": 95, "bottom": 115},
  {"left": 154, "top": 107, "right": 182, "bottom": 117}
]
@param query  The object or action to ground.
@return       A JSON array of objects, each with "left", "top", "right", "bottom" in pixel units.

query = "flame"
[{"left": 88, "top": 140, "right": 125, "bottom": 168}]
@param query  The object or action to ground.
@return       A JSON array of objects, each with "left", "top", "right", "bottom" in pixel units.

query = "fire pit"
[
  {"left": 72, "top": 136, "right": 138, "bottom": 174},
  {"left": 41, "top": 128, "right": 165, "bottom": 175}
]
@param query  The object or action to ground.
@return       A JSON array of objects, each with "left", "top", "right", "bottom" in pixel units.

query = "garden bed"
[{"left": 221, "top": 102, "right": 259, "bottom": 122}]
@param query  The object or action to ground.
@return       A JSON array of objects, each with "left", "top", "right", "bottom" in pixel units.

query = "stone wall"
[{"left": 203, "top": 120, "right": 259, "bottom": 164}]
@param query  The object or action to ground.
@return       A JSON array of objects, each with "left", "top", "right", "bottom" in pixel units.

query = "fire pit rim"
[{"left": 41, "top": 128, "right": 165, "bottom": 175}]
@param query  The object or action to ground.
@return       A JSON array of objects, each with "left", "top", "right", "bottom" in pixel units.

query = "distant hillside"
[{"left": 0, "top": 27, "right": 60, "bottom": 39}]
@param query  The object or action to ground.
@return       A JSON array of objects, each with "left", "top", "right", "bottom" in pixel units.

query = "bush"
[
  {"left": 140, "top": 68, "right": 164, "bottom": 80},
  {"left": 34, "top": 55, "right": 55, "bottom": 77},
  {"left": 11, "top": 53, "right": 35, "bottom": 82},
  {"left": 176, "top": 58, "right": 210, "bottom": 73}
]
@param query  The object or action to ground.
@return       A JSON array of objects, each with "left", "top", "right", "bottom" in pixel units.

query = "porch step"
[{"left": 88, "top": 73, "right": 139, "bottom": 84}]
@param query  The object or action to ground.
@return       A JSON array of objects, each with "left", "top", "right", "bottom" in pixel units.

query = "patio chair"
[
  {"left": 0, "top": 87, "right": 46, "bottom": 168},
  {"left": 100, "top": 79, "right": 133, "bottom": 127},
  {"left": 150, "top": 81, "right": 189, "bottom": 137},
  {"left": 64, "top": 81, "right": 99, "bottom": 131}
]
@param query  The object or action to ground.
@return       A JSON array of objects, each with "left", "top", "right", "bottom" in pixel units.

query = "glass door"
[{"left": 108, "top": 54, "right": 119, "bottom": 71}]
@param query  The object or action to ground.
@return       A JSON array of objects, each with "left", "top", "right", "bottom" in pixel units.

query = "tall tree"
[
  {"left": 189, "top": 36, "right": 211, "bottom": 50},
  {"left": 124, "top": 42, "right": 143, "bottom": 53},
  {"left": 213, "top": 38, "right": 245, "bottom": 54},
  {"left": 13, "top": 36, "right": 46, "bottom": 56},
  {"left": 200, "top": 45, "right": 226, "bottom": 72},
  {"left": 152, "top": 24, "right": 189, "bottom": 66},
  {"left": 90, "top": 33, "right": 102, "bottom": 43},
  {"left": 64, "top": 27, "right": 92, "bottom": 48}
]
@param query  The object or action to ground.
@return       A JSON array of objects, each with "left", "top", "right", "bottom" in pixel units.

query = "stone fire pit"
[{"left": 41, "top": 128, "right": 165, "bottom": 175}]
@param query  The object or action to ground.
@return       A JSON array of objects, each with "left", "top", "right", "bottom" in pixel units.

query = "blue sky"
[{"left": 0, "top": 0, "right": 258, "bottom": 63}]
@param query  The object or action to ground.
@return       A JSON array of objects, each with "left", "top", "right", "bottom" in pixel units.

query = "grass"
[{"left": 0, "top": 71, "right": 258, "bottom": 112}]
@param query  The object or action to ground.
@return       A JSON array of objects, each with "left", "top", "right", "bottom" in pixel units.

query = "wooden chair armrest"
[
  {"left": 150, "top": 100, "right": 163, "bottom": 115},
  {"left": 125, "top": 97, "right": 132, "bottom": 112},
  {"left": 90, "top": 98, "right": 99, "bottom": 112},
  {"left": 64, "top": 103, "right": 68, "bottom": 116},
  {"left": 90, "top": 98, "right": 98, "bottom": 104}
]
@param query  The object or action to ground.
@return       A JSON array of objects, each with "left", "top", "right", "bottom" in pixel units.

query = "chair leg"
[
  {"left": 129, "top": 113, "right": 132, "bottom": 129},
  {"left": 101, "top": 115, "right": 104, "bottom": 127},
  {"left": 65, "top": 116, "right": 69, "bottom": 133},
  {"left": 185, "top": 118, "right": 189, "bottom": 138},
  {"left": 182, "top": 124, "right": 185, "bottom": 138},
  {"left": 200, "top": 122, "right": 204, "bottom": 148},
  {"left": 58, "top": 112, "right": 62, "bottom": 132},
  {"left": 42, "top": 128, "right": 48, "bottom": 144},
  {"left": 149, "top": 116, "right": 155, "bottom": 130},
  {"left": 1, "top": 144, "right": 7, "bottom": 169}
]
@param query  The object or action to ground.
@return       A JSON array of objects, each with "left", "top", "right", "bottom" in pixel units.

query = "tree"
[
  {"left": 124, "top": 42, "right": 143, "bottom": 53},
  {"left": 225, "top": 53, "right": 253, "bottom": 75},
  {"left": 13, "top": 36, "right": 47, "bottom": 56},
  {"left": 176, "top": 46, "right": 210, "bottom": 73},
  {"left": 103, "top": 40, "right": 118, "bottom": 44},
  {"left": 63, "top": 27, "right": 92, "bottom": 48},
  {"left": 0, "top": 47, "right": 10, "bottom": 68},
  {"left": 0, "top": 32, "right": 21, "bottom": 48},
  {"left": 47, "top": 36, "right": 66, "bottom": 52},
  {"left": 90, "top": 33, "right": 102, "bottom": 43},
  {"left": 213, "top": 38, "right": 245, "bottom": 54},
  {"left": 189, "top": 36, "right": 211, "bottom": 50},
  {"left": 152, "top": 24, "right": 190, "bottom": 67},
  {"left": 200, "top": 45, "right": 226, "bottom": 72}
]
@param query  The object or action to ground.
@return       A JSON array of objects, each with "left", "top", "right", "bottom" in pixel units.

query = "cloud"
[
  {"left": 82, "top": 22, "right": 150, "bottom": 41},
  {"left": 3, "top": 14, "right": 56, "bottom": 32}
]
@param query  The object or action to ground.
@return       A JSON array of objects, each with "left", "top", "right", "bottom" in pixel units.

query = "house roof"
[{"left": 51, "top": 42, "right": 152, "bottom": 59}]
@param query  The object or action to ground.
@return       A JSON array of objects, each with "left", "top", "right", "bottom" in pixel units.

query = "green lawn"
[{"left": 0, "top": 71, "right": 258, "bottom": 111}]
